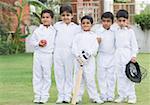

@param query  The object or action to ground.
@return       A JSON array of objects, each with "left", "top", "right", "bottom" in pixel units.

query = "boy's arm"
[
  {"left": 29, "top": 31, "right": 40, "bottom": 49},
  {"left": 95, "top": 29, "right": 102, "bottom": 44},
  {"left": 96, "top": 37, "right": 101, "bottom": 44},
  {"left": 72, "top": 36, "right": 80, "bottom": 57},
  {"left": 130, "top": 30, "right": 138, "bottom": 62}
]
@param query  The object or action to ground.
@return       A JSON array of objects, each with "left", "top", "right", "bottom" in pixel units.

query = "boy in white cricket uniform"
[
  {"left": 30, "top": 9, "right": 56, "bottom": 104},
  {"left": 95, "top": 12, "right": 116, "bottom": 102},
  {"left": 114, "top": 10, "right": 138, "bottom": 104},
  {"left": 72, "top": 15, "right": 103, "bottom": 104},
  {"left": 54, "top": 4, "right": 81, "bottom": 103}
]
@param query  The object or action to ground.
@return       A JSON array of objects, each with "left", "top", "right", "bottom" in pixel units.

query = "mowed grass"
[{"left": 0, "top": 53, "right": 150, "bottom": 105}]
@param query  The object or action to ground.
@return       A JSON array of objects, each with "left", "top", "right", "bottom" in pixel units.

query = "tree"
[{"left": 0, "top": 0, "right": 48, "bottom": 54}]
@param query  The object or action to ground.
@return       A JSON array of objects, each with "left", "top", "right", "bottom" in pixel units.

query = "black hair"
[
  {"left": 81, "top": 15, "right": 93, "bottom": 24},
  {"left": 116, "top": 9, "right": 129, "bottom": 19},
  {"left": 60, "top": 4, "right": 73, "bottom": 15},
  {"left": 101, "top": 12, "right": 114, "bottom": 23},
  {"left": 41, "top": 9, "right": 54, "bottom": 18}
]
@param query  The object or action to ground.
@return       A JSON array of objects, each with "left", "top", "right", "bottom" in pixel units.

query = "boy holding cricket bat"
[{"left": 72, "top": 15, "right": 104, "bottom": 104}]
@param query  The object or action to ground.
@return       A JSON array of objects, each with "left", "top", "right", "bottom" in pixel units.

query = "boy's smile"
[
  {"left": 41, "top": 13, "right": 52, "bottom": 27},
  {"left": 61, "top": 11, "right": 73, "bottom": 25},
  {"left": 81, "top": 19, "right": 92, "bottom": 31}
]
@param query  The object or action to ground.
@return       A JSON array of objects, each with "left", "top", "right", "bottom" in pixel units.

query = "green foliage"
[
  {"left": 0, "top": 23, "right": 9, "bottom": 55},
  {"left": 0, "top": 42, "right": 9, "bottom": 55},
  {"left": 28, "top": 0, "right": 48, "bottom": 9},
  {"left": 0, "top": 38, "right": 25, "bottom": 55},
  {"left": 0, "top": 23, "right": 8, "bottom": 38},
  {"left": 31, "top": 12, "right": 41, "bottom": 25},
  {"left": 0, "top": 1, "right": 17, "bottom": 13},
  {"left": 0, "top": 41, "right": 25, "bottom": 55},
  {"left": 134, "top": 14, "right": 150, "bottom": 30},
  {"left": 134, "top": 5, "right": 150, "bottom": 31},
  {"left": 114, "top": 0, "right": 128, "bottom": 3},
  {"left": 39, "top": 0, "right": 47, "bottom": 3},
  {"left": 0, "top": 0, "right": 48, "bottom": 55},
  {"left": 143, "top": 4, "right": 150, "bottom": 14},
  {"left": 30, "top": 0, "right": 61, "bottom": 24}
]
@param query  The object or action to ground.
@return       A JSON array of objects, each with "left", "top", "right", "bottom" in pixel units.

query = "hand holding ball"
[{"left": 39, "top": 39, "right": 47, "bottom": 47}]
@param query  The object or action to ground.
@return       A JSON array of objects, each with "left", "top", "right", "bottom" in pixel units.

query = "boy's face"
[
  {"left": 117, "top": 17, "right": 128, "bottom": 28},
  {"left": 81, "top": 19, "right": 92, "bottom": 31},
  {"left": 101, "top": 18, "right": 112, "bottom": 30},
  {"left": 41, "top": 13, "right": 52, "bottom": 27},
  {"left": 61, "top": 11, "right": 73, "bottom": 24}
]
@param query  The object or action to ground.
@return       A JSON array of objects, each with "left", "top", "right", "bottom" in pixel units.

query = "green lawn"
[{"left": 0, "top": 53, "right": 150, "bottom": 105}]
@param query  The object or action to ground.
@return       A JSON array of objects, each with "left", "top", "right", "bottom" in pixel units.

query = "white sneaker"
[
  {"left": 40, "top": 98, "right": 48, "bottom": 104},
  {"left": 107, "top": 97, "right": 114, "bottom": 102},
  {"left": 91, "top": 98, "right": 104, "bottom": 104},
  {"left": 56, "top": 97, "right": 64, "bottom": 104},
  {"left": 100, "top": 96, "right": 107, "bottom": 102},
  {"left": 76, "top": 97, "right": 82, "bottom": 104},
  {"left": 63, "top": 97, "right": 71, "bottom": 103},
  {"left": 128, "top": 98, "right": 136, "bottom": 104},
  {"left": 114, "top": 97, "right": 125, "bottom": 103},
  {"left": 33, "top": 97, "right": 40, "bottom": 103}
]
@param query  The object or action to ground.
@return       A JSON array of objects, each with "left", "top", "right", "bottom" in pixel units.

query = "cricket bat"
[{"left": 71, "top": 65, "right": 83, "bottom": 105}]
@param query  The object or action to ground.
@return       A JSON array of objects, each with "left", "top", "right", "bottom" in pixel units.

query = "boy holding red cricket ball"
[{"left": 29, "top": 9, "right": 56, "bottom": 104}]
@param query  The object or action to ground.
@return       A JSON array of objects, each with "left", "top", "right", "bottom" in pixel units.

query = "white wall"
[
  {"left": 104, "top": 0, "right": 114, "bottom": 13},
  {"left": 132, "top": 25, "right": 150, "bottom": 53}
]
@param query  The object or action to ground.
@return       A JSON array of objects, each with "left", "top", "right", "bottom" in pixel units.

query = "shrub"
[
  {"left": 134, "top": 14, "right": 150, "bottom": 30},
  {"left": 134, "top": 5, "right": 150, "bottom": 30},
  {"left": 114, "top": 0, "right": 128, "bottom": 3},
  {"left": 0, "top": 42, "right": 9, "bottom": 55}
]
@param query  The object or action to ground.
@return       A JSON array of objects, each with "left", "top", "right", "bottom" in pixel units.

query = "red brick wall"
[
  {"left": 0, "top": 0, "right": 30, "bottom": 32},
  {"left": 71, "top": 0, "right": 103, "bottom": 23},
  {"left": 113, "top": 0, "right": 135, "bottom": 23}
]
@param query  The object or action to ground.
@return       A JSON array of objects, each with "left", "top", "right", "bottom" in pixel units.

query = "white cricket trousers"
[
  {"left": 54, "top": 48, "right": 74, "bottom": 99},
  {"left": 97, "top": 53, "right": 116, "bottom": 99},
  {"left": 74, "top": 56, "right": 100, "bottom": 100},
  {"left": 116, "top": 48, "right": 136, "bottom": 99},
  {"left": 33, "top": 52, "right": 52, "bottom": 100}
]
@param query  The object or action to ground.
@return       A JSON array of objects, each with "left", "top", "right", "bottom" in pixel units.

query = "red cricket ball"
[{"left": 41, "top": 40, "right": 47, "bottom": 44}]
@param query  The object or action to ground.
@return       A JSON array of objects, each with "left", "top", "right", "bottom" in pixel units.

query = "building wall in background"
[{"left": 0, "top": 0, "right": 30, "bottom": 32}]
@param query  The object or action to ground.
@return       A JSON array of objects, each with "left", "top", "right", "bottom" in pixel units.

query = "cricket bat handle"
[{"left": 71, "top": 66, "right": 83, "bottom": 105}]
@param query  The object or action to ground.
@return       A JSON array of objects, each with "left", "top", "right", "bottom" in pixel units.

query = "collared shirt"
[
  {"left": 95, "top": 25, "right": 115, "bottom": 54},
  {"left": 72, "top": 31, "right": 99, "bottom": 57},
  {"left": 30, "top": 24, "right": 56, "bottom": 53},
  {"left": 54, "top": 21, "right": 81, "bottom": 49},
  {"left": 115, "top": 26, "right": 138, "bottom": 57}
]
